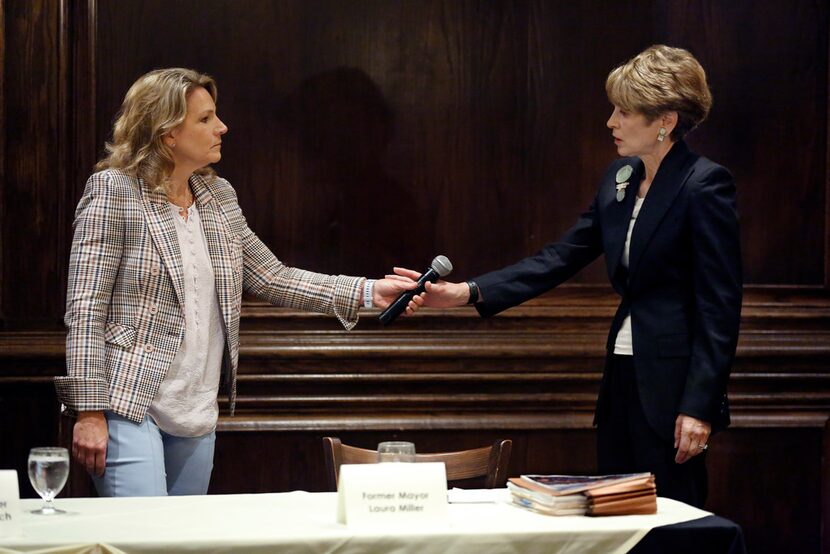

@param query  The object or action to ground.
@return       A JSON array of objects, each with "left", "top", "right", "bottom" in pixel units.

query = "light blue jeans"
[{"left": 91, "top": 412, "right": 215, "bottom": 497}]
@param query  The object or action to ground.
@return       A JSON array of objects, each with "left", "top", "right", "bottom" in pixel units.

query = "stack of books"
[{"left": 507, "top": 472, "right": 657, "bottom": 516}]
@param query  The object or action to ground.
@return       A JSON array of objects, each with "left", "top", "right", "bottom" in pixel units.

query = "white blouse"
[
  {"left": 613, "top": 196, "right": 644, "bottom": 356},
  {"left": 147, "top": 202, "right": 226, "bottom": 437}
]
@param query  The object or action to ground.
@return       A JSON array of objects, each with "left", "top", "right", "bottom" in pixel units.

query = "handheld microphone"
[{"left": 378, "top": 255, "right": 453, "bottom": 325}]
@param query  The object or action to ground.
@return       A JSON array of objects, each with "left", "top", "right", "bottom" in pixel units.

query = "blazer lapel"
[
  {"left": 627, "top": 141, "right": 695, "bottom": 283},
  {"left": 142, "top": 180, "right": 186, "bottom": 308},
  {"left": 604, "top": 159, "right": 644, "bottom": 281},
  {"left": 190, "top": 174, "right": 235, "bottom": 331}
]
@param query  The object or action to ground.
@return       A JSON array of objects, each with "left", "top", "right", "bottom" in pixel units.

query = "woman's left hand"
[
  {"left": 372, "top": 272, "right": 424, "bottom": 315},
  {"left": 674, "top": 414, "right": 711, "bottom": 464}
]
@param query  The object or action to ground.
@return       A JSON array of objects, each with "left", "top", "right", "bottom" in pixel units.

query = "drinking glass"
[
  {"left": 27, "top": 447, "right": 69, "bottom": 515},
  {"left": 377, "top": 441, "right": 416, "bottom": 463}
]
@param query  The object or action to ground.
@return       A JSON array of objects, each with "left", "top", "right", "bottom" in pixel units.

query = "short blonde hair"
[
  {"left": 606, "top": 45, "right": 712, "bottom": 141},
  {"left": 96, "top": 68, "right": 218, "bottom": 192}
]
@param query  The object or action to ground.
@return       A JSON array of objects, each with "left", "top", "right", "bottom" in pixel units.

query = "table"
[
  {"left": 0, "top": 491, "right": 744, "bottom": 554},
  {"left": 630, "top": 514, "right": 747, "bottom": 554}
]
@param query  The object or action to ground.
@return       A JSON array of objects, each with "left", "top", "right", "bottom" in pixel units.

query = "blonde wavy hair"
[
  {"left": 606, "top": 45, "right": 712, "bottom": 141},
  {"left": 96, "top": 68, "right": 218, "bottom": 192}
]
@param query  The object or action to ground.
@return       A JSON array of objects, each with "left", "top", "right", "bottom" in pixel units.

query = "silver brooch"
[{"left": 615, "top": 165, "right": 633, "bottom": 202}]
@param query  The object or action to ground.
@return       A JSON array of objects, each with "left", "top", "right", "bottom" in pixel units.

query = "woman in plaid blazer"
[{"left": 55, "top": 68, "right": 420, "bottom": 496}]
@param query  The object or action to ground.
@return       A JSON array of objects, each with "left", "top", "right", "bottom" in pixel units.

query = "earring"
[
  {"left": 171, "top": 142, "right": 176, "bottom": 148},
  {"left": 657, "top": 127, "right": 667, "bottom": 142}
]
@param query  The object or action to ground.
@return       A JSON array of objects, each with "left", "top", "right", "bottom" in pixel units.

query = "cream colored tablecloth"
[{"left": 0, "top": 491, "right": 710, "bottom": 554}]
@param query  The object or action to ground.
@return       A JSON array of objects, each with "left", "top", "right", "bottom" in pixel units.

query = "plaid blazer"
[{"left": 55, "top": 170, "right": 363, "bottom": 423}]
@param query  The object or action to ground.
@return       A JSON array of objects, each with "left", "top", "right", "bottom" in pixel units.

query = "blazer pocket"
[
  {"left": 656, "top": 334, "right": 690, "bottom": 358},
  {"left": 103, "top": 321, "right": 137, "bottom": 350}
]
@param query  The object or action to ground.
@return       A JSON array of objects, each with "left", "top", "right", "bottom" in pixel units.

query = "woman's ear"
[
  {"left": 164, "top": 131, "right": 177, "bottom": 148},
  {"left": 662, "top": 111, "right": 679, "bottom": 135}
]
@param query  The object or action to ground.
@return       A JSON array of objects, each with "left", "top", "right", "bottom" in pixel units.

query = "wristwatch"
[{"left": 466, "top": 280, "right": 479, "bottom": 305}]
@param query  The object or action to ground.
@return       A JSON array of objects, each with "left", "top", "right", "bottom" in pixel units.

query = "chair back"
[{"left": 322, "top": 437, "right": 512, "bottom": 492}]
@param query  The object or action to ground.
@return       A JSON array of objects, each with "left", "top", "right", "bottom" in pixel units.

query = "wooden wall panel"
[
  {"left": 2, "top": 1, "right": 830, "bottom": 553},
  {"left": 526, "top": 0, "right": 654, "bottom": 284},
  {"left": 0, "top": 0, "right": 5, "bottom": 318},
  {"left": 0, "top": 0, "right": 827, "bottom": 323},
  {"left": 93, "top": 0, "right": 531, "bottom": 279},
  {"left": 0, "top": 380, "right": 61, "bottom": 499},
  {"left": 1, "top": 0, "right": 67, "bottom": 327},
  {"left": 67, "top": 0, "right": 98, "bottom": 212},
  {"left": 655, "top": 0, "right": 828, "bottom": 285},
  {"left": 87, "top": 0, "right": 830, "bottom": 287},
  {"left": 2, "top": 0, "right": 827, "bottom": 327},
  {"left": 707, "top": 427, "right": 823, "bottom": 554}
]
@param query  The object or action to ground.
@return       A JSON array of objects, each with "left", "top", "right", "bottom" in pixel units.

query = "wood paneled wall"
[{"left": 1, "top": 2, "right": 829, "bottom": 553}]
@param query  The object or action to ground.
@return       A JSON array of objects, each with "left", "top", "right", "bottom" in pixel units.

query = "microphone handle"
[{"left": 378, "top": 268, "right": 439, "bottom": 325}]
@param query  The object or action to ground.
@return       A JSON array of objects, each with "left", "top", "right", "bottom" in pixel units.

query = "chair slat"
[{"left": 322, "top": 437, "right": 512, "bottom": 491}]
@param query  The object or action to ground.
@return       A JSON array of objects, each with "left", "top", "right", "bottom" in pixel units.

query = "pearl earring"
[{"left": 657, "top": 127, "right": 667, "bottom": 142}]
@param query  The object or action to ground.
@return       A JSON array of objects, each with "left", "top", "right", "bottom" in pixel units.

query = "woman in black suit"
[{"left": 408, "top": 45, "right": 742, "bottom": 508}]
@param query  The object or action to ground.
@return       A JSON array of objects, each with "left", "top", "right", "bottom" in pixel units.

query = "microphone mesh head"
[{"left": 430, "top": 255, "right": 453, "bottom": 277}]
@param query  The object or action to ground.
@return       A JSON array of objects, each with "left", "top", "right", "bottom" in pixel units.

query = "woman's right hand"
[
  {"left": 393, "top": 267, "right": 471, "bottom": 308},
  {"left": 73, "top": 411, "right": 108, "bottom": 476}
]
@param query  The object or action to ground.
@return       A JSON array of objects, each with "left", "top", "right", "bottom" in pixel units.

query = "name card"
[
  {"left": 337, "top": 462, "right": 448, "bottom": 527},
  {"left": 0, "top": 470, "right": 22, "bottom": 538}
]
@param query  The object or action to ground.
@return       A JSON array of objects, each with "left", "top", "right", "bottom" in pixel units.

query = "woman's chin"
[{"left": 615, "top": 145, "right": 639, "bottom": 158}]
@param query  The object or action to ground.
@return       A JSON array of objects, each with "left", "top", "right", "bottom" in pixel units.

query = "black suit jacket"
[{"left": 474, "top": 141, "right": 742, "bottom": 441}]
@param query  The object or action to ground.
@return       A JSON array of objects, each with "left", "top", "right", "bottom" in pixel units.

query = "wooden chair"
[{"left": 322, "top": 437, "right": 512, "bottom": 492}]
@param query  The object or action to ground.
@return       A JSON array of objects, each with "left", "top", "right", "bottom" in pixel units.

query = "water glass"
[
  {"left": 377, "top": 441, "right": 416, "bottom": 462},
  {"left": 27, "top": 447, "right": 69, "bottom": 515}
]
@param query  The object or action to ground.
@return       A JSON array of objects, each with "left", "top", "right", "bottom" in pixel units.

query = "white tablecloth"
[{"left": 0, "top": 491, "right": 710, "bottom": 554}]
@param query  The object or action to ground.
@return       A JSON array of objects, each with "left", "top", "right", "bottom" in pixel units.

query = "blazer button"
[
  {"left": 151, "top": 265, "right": 160, "bottom": 276},
  {"left": 149, "top": 304, "right": 158, "bottom": 314},
  {"left": 144, "top": 343, "right": 155, "bottom": 353}
]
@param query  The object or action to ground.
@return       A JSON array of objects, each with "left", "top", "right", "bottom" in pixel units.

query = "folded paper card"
[
  {"left": 0, "top": 470, "right": 21, "bottom": 538},
  {"left": 337, "top": 462, "right": 448, "bottom": 527}
]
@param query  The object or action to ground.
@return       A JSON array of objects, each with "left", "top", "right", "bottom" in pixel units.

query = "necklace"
[
  {"left": 178, "top": 195, "right": 194, "bottom": 218},
  {"left": 170, "top": 189, "right": 195, "bottom": 220}
]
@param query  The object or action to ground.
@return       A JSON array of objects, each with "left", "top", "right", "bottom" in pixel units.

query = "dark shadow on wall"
[{"left": 275, "top": 67, "right": 433, "bottom": 277}]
